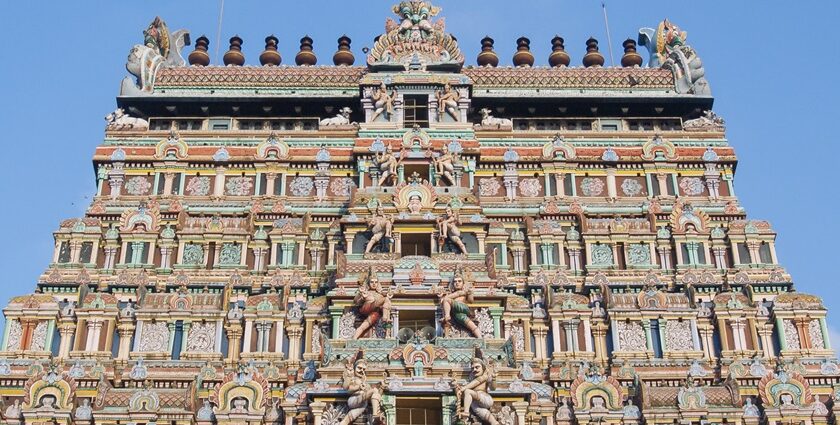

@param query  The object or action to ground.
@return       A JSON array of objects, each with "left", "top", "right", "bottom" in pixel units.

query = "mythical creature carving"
[
  {"left": 477, "top": 108, "right": 512, "bottom": 129},
  {"left": 320, "top": 107, "right": 355, "bottom": 127},
  {"left": 105, "top": 108, "right": 149, "bottom": 131},
  {"left": 439, "top": 269, "right": 482, "bottom": 338},
  {"left": 339, "top": 350, "right": 384, "bottom": 425},
  {"left": 456, "top": 348, "right": 498, "bottom": 424},
  {"left": 122, "top": 16, "right": 190, "bottom": 96},
  {"left": 369, "top": 1, "right": 463, "bottom": 70},
  {"left": 639, "top": 19, "right": 710, "bottom": 95},
  {"left": 352, "top": 270, "right": 393, "bottom": 339},
  {"left": 437, "top": 206, "right": 468, "bottom": 254},
  {"left": 684, "top": 110, "right": 725, "bottom": 132}
]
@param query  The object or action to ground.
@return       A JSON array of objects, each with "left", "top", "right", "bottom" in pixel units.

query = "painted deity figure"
[
  {"left": 456, "top": 354, "right": 497, "bottom": 425},
  {"left": 437, "top": 206, "right": 468, "bottom": 254},
  {"left": 432, "top": 144, "right": 458, "bottom": 186},
  {"left": 143, "top": 16, "right": 169, "bottom": 57},
  {"left": 374, "top": 145, "right": 402, "bottom": 187},
  {"left": 370, "top": 83, "right": 397, "bottom": 122},
  {"left": 340, "top": 353, "right": 384, "bottom": 425},
  {"left": 353, "top": 271, "right": 393, "bottom": 339},
  {"left": 439, "top": 270, "right": 482, "bottom": 338},
  {"left": 365, "top": 205, "right": 394, "bottom": 254},
  {"left": 436, "top": 83, "right": 461, "bottom": 121}
]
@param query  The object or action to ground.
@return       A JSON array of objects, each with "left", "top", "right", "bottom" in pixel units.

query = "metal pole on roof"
[
  {"left": 214, "top": 0, "right": 226, "bottom": 65},
  {"left": 602, "top": 2, "right": 616, "bottom": 67}
]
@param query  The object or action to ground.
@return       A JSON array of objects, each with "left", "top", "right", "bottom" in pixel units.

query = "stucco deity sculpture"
[
  {"left": 370, "top": 83, "right": 397, "bottom": 122},
  {"left": 639, "top": 19, "right": 709, "bottom": 95},
  {"left": 432, "top": 144, "right": 459, "bottom": 186},
  {"left": 340, "top": 350, "right": 384, "bottom": 425},
  {"left": 456, "top": 349, "right": 498, "bottom": 424},
  {"left": 353, "top": 270, "right": 393, "bottom": 339},
  {"left": 437, "top": 206, "right": 468, "bottom": 254},
  {"left": 144, "top": 17, "right": 170, "bottom": 57},
  {"left": 439, "top": 269, "right": 481, "bottom": 337},
  {"left": 365, "top": 205, "right": 394, "bottom": 254},
  {"left": 436, "top": 83, "right": 461, "bottom": 121},
  {"left": 373, "top": 145, "right": 403, "bottom": 187}
]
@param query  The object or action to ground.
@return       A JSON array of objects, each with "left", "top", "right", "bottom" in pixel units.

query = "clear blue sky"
[{"left": 1, "top": 1, "right": 838, "bottom": 335}]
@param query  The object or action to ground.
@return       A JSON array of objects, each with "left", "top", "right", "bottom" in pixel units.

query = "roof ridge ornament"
[{"left": 368, "top": 1, "right": 464, "bottom": 72}]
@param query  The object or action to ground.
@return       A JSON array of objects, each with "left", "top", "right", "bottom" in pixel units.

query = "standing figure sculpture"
[
  {"left": 436, "top": 83, "right": 461, "bottom": 121},
  {"left": 370, "top": 83, "right": 397, "bottom": 122},
  {"left": 365, "top": 205, "right": 394, "bottom": 254},
  {"left": 373, "top": 145, "right": 403, "bottom": 187},
  {"left": 439, "top": 269, "right": 482, "bottom": 338},
  {"left": 456, "top": 349, "right": 498, "bottom": 425},
  {"left": 340, "top": 350, "right": 384, "bottom": 425},
  {"left": 353, "top": 270, "right": 393, "bottom": 339},
  {"left": 432, "top": 144, "right": 458, "bottom": 186},
  {"left": 437, "top": 206, "right": 468, "bottom": 254}
]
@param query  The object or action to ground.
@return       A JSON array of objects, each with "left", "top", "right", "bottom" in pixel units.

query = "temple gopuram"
[{"left": 2, "top": 2, "right": 837, "bottom": 424}]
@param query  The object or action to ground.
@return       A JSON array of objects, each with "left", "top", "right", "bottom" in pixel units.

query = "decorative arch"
[
  {"left": 570, "top": 372, "right": 625, "bottom": 411},
  {"left": 120, "top": 204, "right": 161, "bottom": 233},
  {"left": 758, "top": 371, "right": 812, "bottom": 407},
  {"left": 541, "top": 136, "right": 576, "bottom": 160},
  {"left": 392, "top": 181, "right": 437, "bottom": 212},
  {"left": 129, "top": 388, "right": 161, "bottom": 412},
  {"left": 210, "top": 369, "right": 270, "bottom": 415},
  {"left": 255, "top": 134, "right": 290, "bottom": 160},
  {"left": 22, "top": 369, "right": 77, "bottom": 411},
  {"left": 154, "top": 132, "right": 188, "bottom": 160},
  {"left": 641, "top": 135, "right": 677, "bottom": 160}
]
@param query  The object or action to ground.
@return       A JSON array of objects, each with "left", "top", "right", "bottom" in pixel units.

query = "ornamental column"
[
  {"left": 117, "top": 319, "right": 136, "bottom": 360},
  {"left": 224, "top": 314, "right": 244, "bottom": 366},
  {"left": 57, "top": 318, "right": 76, "bottom": 359},
  {"left": 213, "top": 166, "right": 226, "bottom": 198}
]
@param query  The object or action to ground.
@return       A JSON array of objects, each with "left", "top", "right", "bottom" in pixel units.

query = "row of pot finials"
[{"left": 188, "top": 34, "right": 644, "bottom": 68}]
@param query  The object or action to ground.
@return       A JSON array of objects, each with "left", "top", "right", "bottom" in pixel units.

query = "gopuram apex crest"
[
  {"left": 368, "top": 1, "right": 465, "bottom": 71},
  {"left": 2, "top": 0, "right": 838, "bottom": 425}
]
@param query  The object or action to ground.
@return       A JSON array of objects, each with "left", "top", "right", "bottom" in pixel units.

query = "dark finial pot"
[
  {"left": 260, "top": 35, "right": 282, "bottom": 66},
  {"left": 582, "top": 37, "right": 605, "bottom": 67},
  {"left": 477, "top": 36, "right": 499, "bottom": 67},
  {"left": 223, "top": 35, "right": 245, "bottom": 66},
  {"left": 548, "top": 35, "right": 570, "bottom": 67},
  {"left": 621, "top": 38, "right": 643, "bottom": 67},
  {"left": 296, "top": 35, "right": 317, "bottom": 66},
  {"left": 189, "top": 35, "right": 210, "bottom": 66},
  {"left": 513, "top": 36, "right": 534, "bottom": 67},
  {"left": 333, "top": 35, "right": 355, "bottom": 66}
]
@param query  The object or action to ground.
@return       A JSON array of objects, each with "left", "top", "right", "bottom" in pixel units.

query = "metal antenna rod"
[
  {"left": 602, "top": 2, "right": 616, "bottom": 67},
  {"left": 214, "top": 0, "right": 226, "bottom": 65}
]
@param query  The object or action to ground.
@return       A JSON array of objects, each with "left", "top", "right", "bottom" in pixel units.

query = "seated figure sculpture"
[
  {"left": 437, "top": 206, "right": 468, "bottom": 254},
  {"left": 353, "top": 270, "right": 393, "bottom": 339},
  {"left": 365, "top": 205, "right": 394, "bottom": 254},
  {"left": 439, "top": 269, "right": 482, "bottom": 338},
  {"left": 432, "top": 144, "right": 458, "bottom": 186}
]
